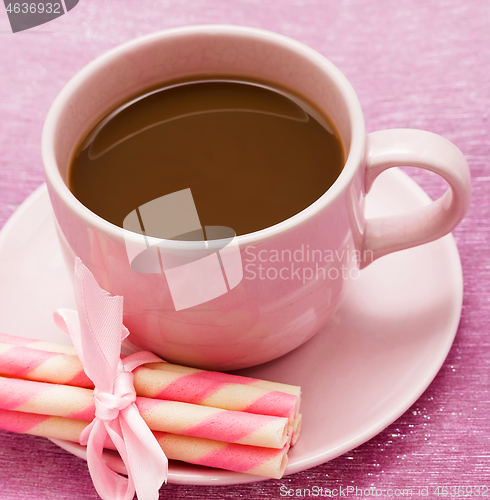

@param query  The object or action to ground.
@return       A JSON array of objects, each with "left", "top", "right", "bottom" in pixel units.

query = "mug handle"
[{"left": 361, "top": 128, "right": 471, "bottom": 268}]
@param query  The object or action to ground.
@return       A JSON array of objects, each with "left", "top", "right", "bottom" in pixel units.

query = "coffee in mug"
[{"left": 68, "top": 78, "right": 345, "bottom": 237}]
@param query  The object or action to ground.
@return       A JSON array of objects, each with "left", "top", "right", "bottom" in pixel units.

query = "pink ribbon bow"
[{"left": 53, "top": 258, "right": 168, "bottom": 500}]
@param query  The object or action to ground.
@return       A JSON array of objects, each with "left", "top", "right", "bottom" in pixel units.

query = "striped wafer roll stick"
[
  {"left": 0, "top": 332, "right": 77, "bottom": 355},
  {"left": 149, "top": 432, "right": 289, "bottom": 479},
  {"left": 0, "top": 407, "right": 87, "bottom": 442},
  {"left": 0, "top": 332, "right": 300, "bottom": 394},
  {"left": 145, "top": 361, "right": 301, "bottom": 395},
  {"left": 0, "top": 342, "right": 93, "bottom": 389},
  {"left": 0, "top": 409, "right": 289, "bottom": 478},
  {"left": 0, "top": 338, "right": 301, "bottom": 422},
  {"left": 0, "top": 376, "right": 289, "bottom": 448},
  {"left": 140, "top": 362, "right": 301, "bottom": 421}
]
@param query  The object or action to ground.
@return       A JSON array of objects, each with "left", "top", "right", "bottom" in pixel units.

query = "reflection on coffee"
[{"left": 68, "top": 78, "right": 345, "bottom": 237}]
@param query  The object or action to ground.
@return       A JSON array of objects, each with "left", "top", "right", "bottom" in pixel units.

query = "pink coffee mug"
[{"left": 42, "top": 25, "right": 471, "bottom": 370}]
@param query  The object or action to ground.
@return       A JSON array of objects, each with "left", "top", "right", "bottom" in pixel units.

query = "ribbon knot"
[
  {"left": 93, "top": 367, "right": 136, "bottom": 421},
  {"left": 53, "top": 258, "right": 168, "bottom": 500}
]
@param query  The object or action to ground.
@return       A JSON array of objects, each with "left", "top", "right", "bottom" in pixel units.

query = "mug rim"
[{"left": 41, "top": 24, "right": 366, "bottom": 247}]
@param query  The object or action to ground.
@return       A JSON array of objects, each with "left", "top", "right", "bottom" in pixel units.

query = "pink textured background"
[{"left": 0, "top": 1, "right": 489, "bottom": 499}]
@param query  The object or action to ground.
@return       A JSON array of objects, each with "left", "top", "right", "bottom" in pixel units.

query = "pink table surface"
[{"left": 0, "top": 1, "right": 489, "bottom": 499}]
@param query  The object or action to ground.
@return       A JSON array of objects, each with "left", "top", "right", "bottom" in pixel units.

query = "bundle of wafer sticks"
[{"left": 0, "top": 332, "right": 301, "bottom": 479}]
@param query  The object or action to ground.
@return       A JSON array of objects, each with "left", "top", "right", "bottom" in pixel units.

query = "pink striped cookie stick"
[
  {"left": 0, "top": 376, "right": 289, "bottom": 449},
  {"left": 0, "top": 342, "right": 93, "bottom": 389},
  {"left": 0, "top": 407, "right": 87, "bottom": 442},
  {"left": 0, "top": 331, "right": 300, "bottom": 393},
  {"left": 0, "top": 332, "right": 76, "bottom": 355},
  {"left": 0, "top": 409, "right": 288, "bottom": 478},
  {"left": 0, "top": 340, "right": 300, "bottom": 422},
  {"left": 140, "top": 362, "right": 301, "bottom": 422},
  {"left": 149, "top": 433, "right": 289, "bottom": 479}
]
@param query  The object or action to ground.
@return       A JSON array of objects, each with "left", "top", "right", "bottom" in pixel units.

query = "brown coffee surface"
[{"left": 69, "top": 79, "right": 344, "bottom": 237}]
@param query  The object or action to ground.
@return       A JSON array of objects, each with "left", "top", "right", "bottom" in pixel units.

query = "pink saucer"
[{"left": 0, "top": 168, "right": 463, "bottom": 485}]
